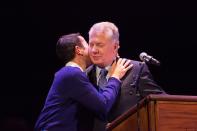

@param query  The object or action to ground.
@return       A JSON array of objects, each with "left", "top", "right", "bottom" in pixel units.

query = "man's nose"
[{"left": 91, "top": 46, "right": 99, "bottom": 53}]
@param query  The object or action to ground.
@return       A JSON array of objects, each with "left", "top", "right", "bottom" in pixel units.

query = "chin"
[
  {"left": 95, "top": 63, "right": 106, "bottom": 68},
  {"left": 92, "top": 60, "right": 100, "bottom": 65},
  {"left": 91, "top": 59, "right": 106, "bottom": 67}
]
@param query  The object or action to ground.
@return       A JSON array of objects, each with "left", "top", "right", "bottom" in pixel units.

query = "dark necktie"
[{"left": 98, "top": 69, "right": 108, "bottom": 89}]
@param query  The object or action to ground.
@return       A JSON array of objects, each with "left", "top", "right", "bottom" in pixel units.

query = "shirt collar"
[
  {"left": 65, "top": 61, "right": 84, "bottom": 72},
  {"left": 96, "top": 65, "right": 111, "bottom": 80}
]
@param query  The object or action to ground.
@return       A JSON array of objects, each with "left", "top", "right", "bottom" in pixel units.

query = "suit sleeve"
[
  {"left": 139, "top": 62, "right": 166, "bottom": 97},
  {"left": 69, "top": 71, "right": 121, "bottom": 120}
]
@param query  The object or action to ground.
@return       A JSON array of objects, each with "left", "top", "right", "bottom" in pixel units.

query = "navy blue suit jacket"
[{"left": 35, "top": 66, "right": 121, "bottom": 131}]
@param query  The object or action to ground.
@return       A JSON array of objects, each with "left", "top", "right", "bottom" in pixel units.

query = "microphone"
[{"left": 139, "top": 52, "right": 160, "bottom": 66}]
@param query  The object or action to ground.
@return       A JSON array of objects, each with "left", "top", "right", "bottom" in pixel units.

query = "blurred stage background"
[{"left": 0, "top": 0, "right": 196, "bottom": 130}]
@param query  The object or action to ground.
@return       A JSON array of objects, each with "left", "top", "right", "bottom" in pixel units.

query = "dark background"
[{"left": 1, "top": 0, "right": 196, "bottom": 130}]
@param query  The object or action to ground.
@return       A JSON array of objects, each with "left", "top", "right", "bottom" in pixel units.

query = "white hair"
[{"left": 89, "top": 21, "right": 119, "bottom": 43}]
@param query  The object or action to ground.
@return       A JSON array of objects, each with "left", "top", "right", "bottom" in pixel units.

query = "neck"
[{"left": 72, "top": 57, "right": 87, "bottom": 71}]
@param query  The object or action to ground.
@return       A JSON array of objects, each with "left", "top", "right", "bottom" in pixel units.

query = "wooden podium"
[{"left": 106, "top": 94, "right": 197, "bottom": 131}]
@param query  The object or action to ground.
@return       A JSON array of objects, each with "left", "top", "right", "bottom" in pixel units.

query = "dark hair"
[{"left": 56, "top": 33, "right": 81, "bottom": 63}]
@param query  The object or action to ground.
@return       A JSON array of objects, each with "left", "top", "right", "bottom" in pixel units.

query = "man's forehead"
[
  {"left": 90, "top": 29, "right": 112, "bottom": 38},
  {"left": 89, "top": 33, "right": 112, "bottom": 42}
]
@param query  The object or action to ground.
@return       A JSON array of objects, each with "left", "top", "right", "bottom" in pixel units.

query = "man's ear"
[
  {"left": 75, "top": 46, "right": 83, "bottom": 56},
  {"left": 114, "top": 43, "right": 120, "bottom": 51},
  {"left": 114, "top": 43, "right": 120, "bottom": 58}
]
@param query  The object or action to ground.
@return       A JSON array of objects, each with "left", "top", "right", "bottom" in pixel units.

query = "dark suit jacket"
[
  {"left": 34, "top": 66, "right": 121, "bottom": 131},
  {"left": 86, "top": 60, "right": 165, "bottom": 130}
]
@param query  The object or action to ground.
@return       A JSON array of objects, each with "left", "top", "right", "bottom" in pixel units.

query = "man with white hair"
[{"left": 86, "top": 21, "right": 165, "bottom": 131}]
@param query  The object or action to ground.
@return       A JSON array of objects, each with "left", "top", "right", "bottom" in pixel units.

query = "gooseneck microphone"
[{"left": 139, "top": 52, "right": 160, "bottom": 66}]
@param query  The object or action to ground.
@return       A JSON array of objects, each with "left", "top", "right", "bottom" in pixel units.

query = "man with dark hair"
[
  {"left": 56, "top": 33, "right": 81, "bottom": 63},
  {"left": 87, "top": 21, "right": 166, "bottom": 131},
  {"left": 34, "top": 33, "right": 132, "bottom": 131}
]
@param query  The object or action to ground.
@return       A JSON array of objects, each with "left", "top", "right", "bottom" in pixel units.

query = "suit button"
[{"left": 129, "top": 91, "right": 133, "bottom": 95}]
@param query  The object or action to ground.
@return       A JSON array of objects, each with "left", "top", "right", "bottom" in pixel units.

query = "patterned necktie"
[{"left": 98, "top": 68, "right": 108, "bottom": 89}]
